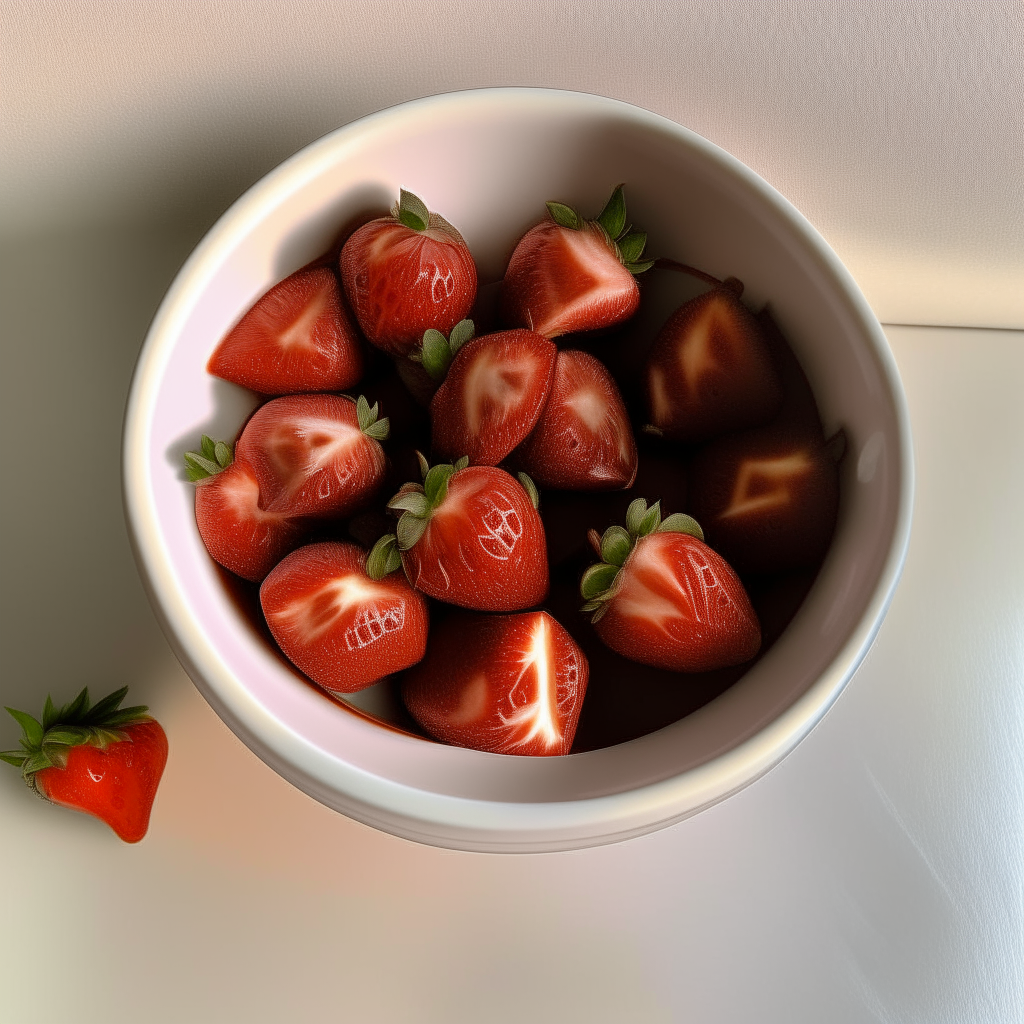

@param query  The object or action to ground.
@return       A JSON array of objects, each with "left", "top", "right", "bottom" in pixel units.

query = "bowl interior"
[{"left": 125, "top": 90, "right": 909, "bottom": 850}]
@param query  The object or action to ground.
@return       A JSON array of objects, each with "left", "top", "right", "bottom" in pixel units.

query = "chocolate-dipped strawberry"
[
  {"left": 580, "top": 499, "right": 760, "bottom": 672},
  {"left": 644, "top": 282, "right": 782, "bottom": 443},
  {"left": 514, "top": 348, "right": 637, "bottom": 491},
  {"left": 430, "top": 327, "right": 556, "bottom": 466},
  {"left": 688, "top": 424, "right": 842, "bottom": 574},
  {"left": 501, "top": 184, "right": 653, "bottom": 338}
]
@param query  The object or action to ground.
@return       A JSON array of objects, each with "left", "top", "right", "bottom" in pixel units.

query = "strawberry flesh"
[
  {"left": 430, "top": 329, "right": 556, "bottom": 466},
  {"left": 595, "top": 531, "right": 760, "bottom": 672},
  {"left": 402, "top": 611, "right": 588, "bottom": 755},
  {"left": 194, "top": 458, "right": 305, "bottom": 581},
  {"left": 207, "top": 265, "right": 364, "bottom": 395},
  {"left": 235, "top": 394, "right": 386, "bottom": 518},
  {"left": 515, "top": 348, "right": 637, "bottom": 490},
  {"left": 340, "top": 218, "right": 477, "bottom": 357},
  {"left": 501, "top": 221, "right": 640, "bottom": 338},
  {"left": 645, "top": 287, "right": 782, "bottom": 442},
  {"left": 36, "top": 720, "right": 168, "bottom": 843},
  {"left": 689, "top": 425, "right": 839, "bottom": 574},
  {"left": 261, "top": 541, "right": 429, "bottom": 693},
  {"left": 402, "top": 466, "right": 548, "bottom": 611}
]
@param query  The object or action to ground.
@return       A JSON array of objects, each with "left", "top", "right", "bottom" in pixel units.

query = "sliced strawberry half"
[
  {"left": 185, "top": 435, "right": 305, "bottom": 582},
  {"left": 340, "top": 189, "right": 477, "bottom": 357},
  {"left": 234, "top": 394, "right": 389, "bottom": 519},
  {"left": 644, "top": 283, "right": 782, "bottom": 443},
  {"left": 402, "top": 611, "right": 588, "bottom": 756},
  {"left": 581, "top": 499, "right": 760, "bottom": 672},
  {"left": 385, "top": 459, "right": 548, "bottom": 611},
  {"left": 515, "top": 349, "right": 637, "bottom": 490},
  {"left": 500, "top": 184, "right": 653, "bottom": 339},
  {"left": 207, "top": 265, "right": 364, "bottom": 395},
  {"left": 260, "top": 540, "right": 429, "bottom": 694},
  {"left": 430, "top": 328, "right": 556, "bottom": 466}
]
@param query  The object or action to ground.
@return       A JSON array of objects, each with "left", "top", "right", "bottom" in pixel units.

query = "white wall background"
[{"left": 3, "top": 0, "right": 1022, "bottom": 328}]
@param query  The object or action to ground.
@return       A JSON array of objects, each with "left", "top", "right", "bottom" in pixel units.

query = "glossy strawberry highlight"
[
  {"left": 514, "top": 348, "right": 637, "bottom": 490},
  {"left": 340, "top": 189, "right": 477, "bottom": 357},
  {"left": 2, "top": 686, "right": 168, "bottom": 843},
  {"left": 581, "top": 499, "right": 760, "bottom": 672},
  {"left": 501, "top": 184, "right": 652, "bottom": 338},
  {"left": 186, "top": 435, "right": 305, "bottom": 582},
  {"left": 402, "top": 611, "right": 588, "bottom": 756},
  {"left": 261, "top": 541, "right": 429, "bottom": 694},
  {"left": 208, "top": 265, "right": 364, "bottom": 394},
  {"left": 386, "top": 459, "right": 548, "bottom": 611},
  {"left": 430, "top": 328, "right": 556, "bottom": 466},
  {"left": 235, "top": 394, "right": 389, "bottom": 518}
]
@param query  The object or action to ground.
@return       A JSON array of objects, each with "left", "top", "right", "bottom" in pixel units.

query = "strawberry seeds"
[{"left": 187, "top": 185, "right": 843, "bottom": 754}]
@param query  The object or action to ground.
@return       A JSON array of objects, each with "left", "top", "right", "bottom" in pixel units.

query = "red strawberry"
[
  {"left": 644, "top": 283, "right": 782, "bottom": 443},
  {"left": 185, "top": 435, "right": 305, "bottom": 582},
  {"left": 207, "top": 265, "right": 364, "bottom": 394},
  {"left": 2, "top": 687, "right": 168, "bottom": 843},
  {"left": 235, "top": 394, "right": 389, "bottom": 518},
  {"left": 501, "top": 184, "right": 653, "bottom": 339},
  {"left": 515, "top": 349, "right": 637, "bottom": 490},
  {"left": 580, "top": 499, "right": 760, "bottom": 672},
  {"left": 430, "top": 328, "right": 556, "bottom": 466},
  {"left": 260, "top": 540, "right": 429, "bottom": 694},
  {"left": 385, "top": 458, "right": 548, "bottom": 611},
  {"left": 340, "top": 189, "right": 477, "bottom": 357},
  {"left": 688, "top": 424, "right": 842, "bottom": 574},
  {"left": 402, "top": 611, "right": 588, "bottom": 756}
]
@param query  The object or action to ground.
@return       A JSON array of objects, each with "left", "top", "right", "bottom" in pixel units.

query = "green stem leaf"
[
  {"left": 397, "top": 189, "right": 429, "bottom": 232},
  {"left": 596, "top": 183, "right": 627, "bottom": 240}
]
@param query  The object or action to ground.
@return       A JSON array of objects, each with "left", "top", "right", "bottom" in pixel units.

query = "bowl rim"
[{"left": 122, "top": 87, "right": 914, "bottom": 852}]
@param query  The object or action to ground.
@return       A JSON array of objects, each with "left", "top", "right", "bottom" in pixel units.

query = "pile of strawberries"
[{"left": 187, "top": 185, "right": 841, "bottom": 756}]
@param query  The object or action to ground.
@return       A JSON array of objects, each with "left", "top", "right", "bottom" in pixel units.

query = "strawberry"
[
  {"left": 185, "top": 435, "right": 305, "bottom": 582},
  {"left": 500, "top": 184, "right": 653, "bottom": 339},
  {"left": 688, "top": 424, "right": 842, "bottom": 574},
  {"left": 340, "top": 189, "right": 477, "bottom": 357},
  {"left": 580, "top": 499, "right": 760, "bottom": 672},
  {"left": 207, "top": 265, "right": 364, "bottom": 394},
  {"left": 260, "top": 540, "right": 429, "bottom": 694},
  {"left": 430, "top": 327, "right": 556, "bottom": 466},
  {"left": 402, "top": 611, "right": 588, "bottom": 756},
  {"left": 235, "top": 394, "right": 389, "bottom": 518},
  {"left": 384, "top": 457, "right": 548, "bottom": 611},
  {"left": 644, "top": 282, "right": 782, "bottom": 443},
  {"left": 2, "top": 687, "right": 168, "bottom": 843},
  {"left": 514, "top": 348, "right": 637, "bottom": 490}
]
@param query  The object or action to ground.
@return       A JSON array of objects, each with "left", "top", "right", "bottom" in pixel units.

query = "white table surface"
[
  {"left": 2, "top": 225, "right": 1023, "bottom": 1023},
  {"left": 3, "top": 3, "right": 1023, "bottom": 1021}
]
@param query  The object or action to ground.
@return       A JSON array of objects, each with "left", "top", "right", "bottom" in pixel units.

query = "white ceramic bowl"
[{"left": 123, "top": 89, "right": 913, "bottom": 852}]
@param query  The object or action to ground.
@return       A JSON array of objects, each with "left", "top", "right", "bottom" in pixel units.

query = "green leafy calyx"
[
  {"left": 396, "top": 189, "right": 431, "bottom": 232},
  {"left": 546, "top": 184, "right": 654, "bottom": 276},
  {"left": 386, "top": 455, "right": 470, "bottom": 552},
  {"left": 417, "top": 319, "right": 475, "bottom": 382},
  {"left": 2, "top": 687, "right": 151, "bottom": 795},
  {"left": 365, "top": 534, "right": 403, "bottom": 581},
  {"left": 356, "top": 395, "right": 390, "bottom": 441},
  {"left": 184, "top": 435, "right": 233, "bottom": 482},
  {"left": 579, "top": 499, "right": 704, "bottom": 622}
]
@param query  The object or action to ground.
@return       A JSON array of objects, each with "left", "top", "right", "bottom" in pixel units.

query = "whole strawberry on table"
[
  {"left": 183, "top": 183, "right": 842, "bottom": 754},
  {"left": 2, "top": 687, "right": 167, "bottom": 842}
]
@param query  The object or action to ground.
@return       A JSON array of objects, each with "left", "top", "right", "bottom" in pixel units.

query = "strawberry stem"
[
  {"left": 654, "top": 259, "right": 745, "bottom": 296},
  {"left": 396, "top": 189, "right": 430, "bottom": 232}
]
